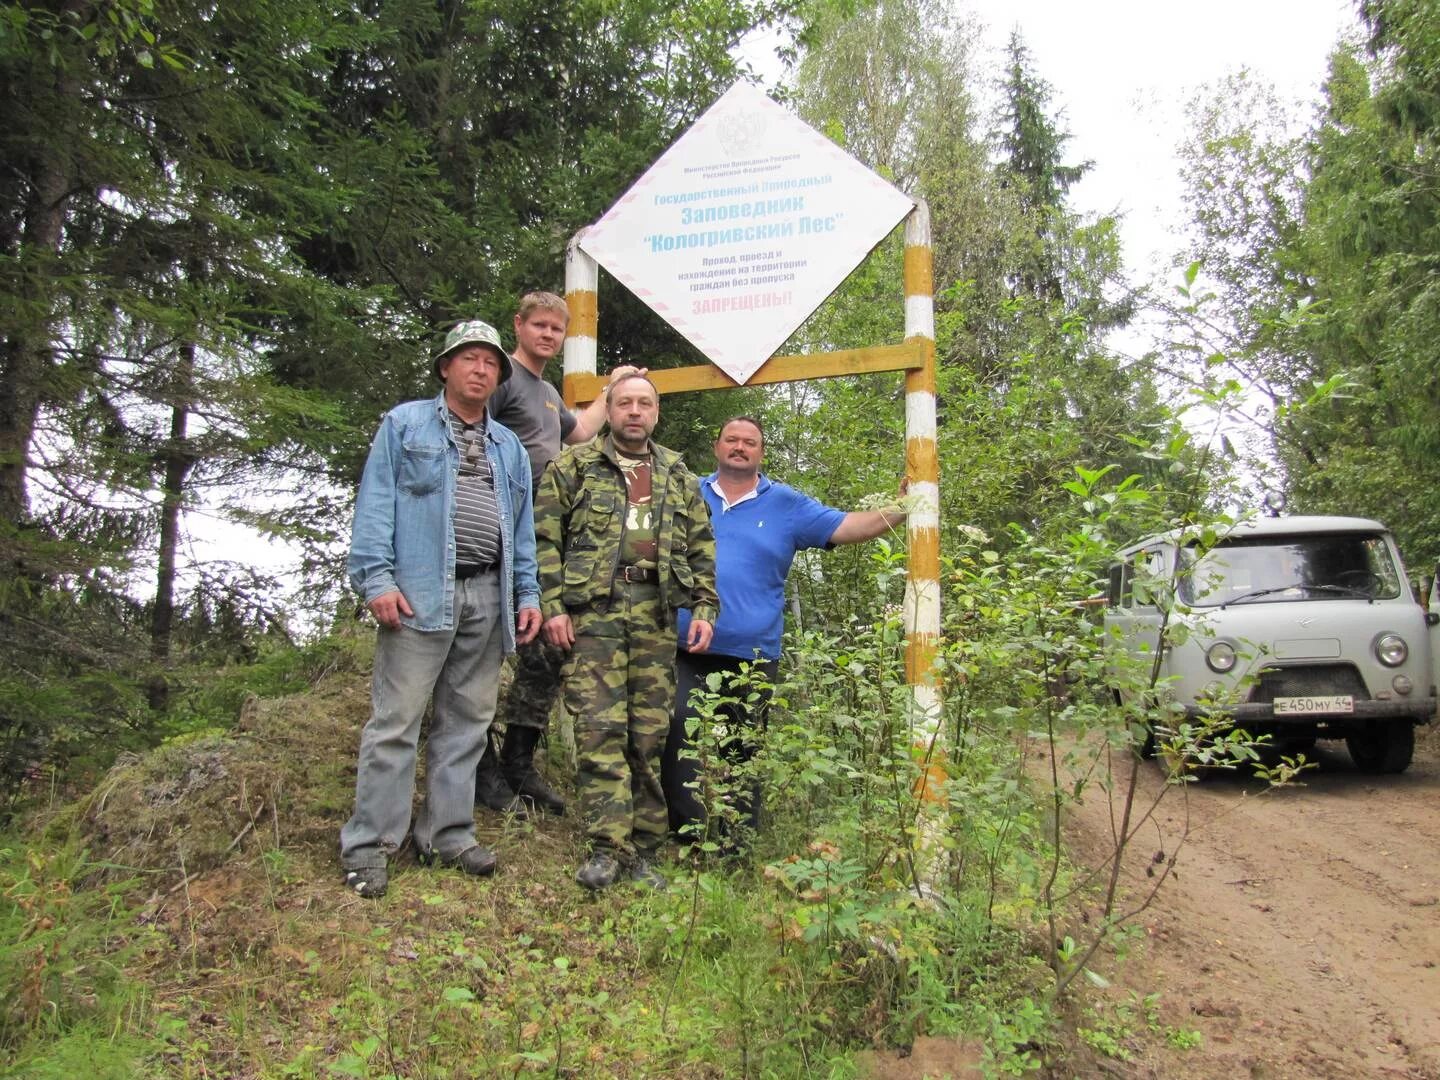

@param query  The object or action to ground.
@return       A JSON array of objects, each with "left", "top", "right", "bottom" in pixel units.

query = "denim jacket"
[{"left": 349, "top": 391, "right": 540, "bottom": 649}]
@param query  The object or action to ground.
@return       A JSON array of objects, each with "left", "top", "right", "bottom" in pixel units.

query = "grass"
[
  {"left": 0, "top": 634, "right": 1100, "bottom": 1079},
  {"left": 99, "top": 825, "right": 1041, "bottom": 1076}
]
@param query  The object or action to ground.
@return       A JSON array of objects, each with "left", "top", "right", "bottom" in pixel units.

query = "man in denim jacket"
[{"left": 340, "top": 320, "right": 542, "bottom": 899}]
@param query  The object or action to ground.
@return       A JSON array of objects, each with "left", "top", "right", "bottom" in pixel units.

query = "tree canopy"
[
  {"left": 0, "top": 0, "right": 796, "bottom": 781},
  {"left": 1176, "top": 0, "right": 1440, "bottom": 567}
]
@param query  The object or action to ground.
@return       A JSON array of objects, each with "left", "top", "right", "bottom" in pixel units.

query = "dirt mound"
[
  {"left": 71, "top": 663, "right": 372, "bottom": 893},
  {"left": 50, "top": 638, "right": 586, "bottom": 986}
]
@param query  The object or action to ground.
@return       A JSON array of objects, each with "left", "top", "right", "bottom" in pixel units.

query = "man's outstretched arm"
[{"left": 829, "top": 508, "right": 906, "bottom": 546}]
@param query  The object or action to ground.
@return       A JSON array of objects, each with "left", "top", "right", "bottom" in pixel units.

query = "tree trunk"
[
  {"left": 149, "top": 341, "right": 196, "bottom": 707},
  {"left": 0, "top": 3, "right": 85, "bottom": 526},
  {"left": 0, "top": 148, "right": 71, "bottom": 527}
]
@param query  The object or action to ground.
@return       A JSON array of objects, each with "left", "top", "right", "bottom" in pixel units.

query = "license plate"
[{"left": 1274, "top": 695, "right": 1354, "bottom": 715}]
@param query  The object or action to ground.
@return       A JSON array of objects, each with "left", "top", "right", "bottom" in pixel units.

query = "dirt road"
[{"left": 1061, "top": 727, "right": 1440, "bottom": 1079}]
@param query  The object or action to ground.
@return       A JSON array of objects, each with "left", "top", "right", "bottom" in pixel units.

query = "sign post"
[
  {"left": 575, "top": 82, "right": 915, "bottom": 385},
  {"left": 563, "top": 82, "right": 946, "bottom": 867}
]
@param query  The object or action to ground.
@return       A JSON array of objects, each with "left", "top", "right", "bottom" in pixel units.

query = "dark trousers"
[
  {"left": 662, "top": 650, "right": 779, "bottom": 841},
  {"left": 494, "top": 636, "right": 567, "bottom": 732}
]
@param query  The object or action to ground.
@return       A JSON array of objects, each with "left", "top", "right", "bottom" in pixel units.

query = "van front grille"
[{"left": 1248, "top": 664, "right": 1369, "bottom": 703}]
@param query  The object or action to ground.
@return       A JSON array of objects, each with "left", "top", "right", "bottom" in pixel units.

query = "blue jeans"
[{"left": 340, "top": 569, "right": 504, "bottom": 867}]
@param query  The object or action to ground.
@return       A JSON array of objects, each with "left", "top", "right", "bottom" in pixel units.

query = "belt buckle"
[{"left": 621, "top": 565, "right": 644, "bottom": 583}]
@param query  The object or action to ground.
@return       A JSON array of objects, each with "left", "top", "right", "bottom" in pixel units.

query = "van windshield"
[{"left": 1178, "top": 533, "right": 1402, "bottom": 607}]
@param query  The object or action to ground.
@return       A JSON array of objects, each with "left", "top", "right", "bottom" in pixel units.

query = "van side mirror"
[{"left": 1427, "top": 611, "right": 1439, "bottom": 627}]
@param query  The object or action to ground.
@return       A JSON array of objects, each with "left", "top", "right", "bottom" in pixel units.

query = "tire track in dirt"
[{"left": 1059, "top": 731, "right": 1440, "bottom": 1079}]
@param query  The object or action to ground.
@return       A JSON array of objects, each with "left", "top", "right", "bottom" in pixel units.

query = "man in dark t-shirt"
[{"left": 479, "top": 291, "right": 640, "bottom": 816}]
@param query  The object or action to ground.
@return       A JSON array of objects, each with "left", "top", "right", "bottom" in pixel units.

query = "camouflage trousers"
[
  {"left": 494, "top": 637, "right": 566, "bottom": 733},
  {"left": 563, "top": 581, "right": 675, "bottom": 862}
]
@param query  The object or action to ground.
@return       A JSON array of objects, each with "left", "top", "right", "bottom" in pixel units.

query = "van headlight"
[
  {"left": 1375, "top": 633, "right": 1408, "bottom": 667},
  {"left": 1205, "top": 641, "right": 1238, "bottom": 673}
]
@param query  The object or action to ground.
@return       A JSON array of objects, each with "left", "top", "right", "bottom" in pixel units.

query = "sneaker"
[
  {"left": 629, "top": 857, "right": 667, "bottom": 890},
  {"left": 342, "top": 863, "right": 388, "bottom": 899},
  {"left": 424, "top": 845, "right": 498, "bottom": 877},
  {"left": 575, "top": 851, "right": 621, "bottom": 891}
]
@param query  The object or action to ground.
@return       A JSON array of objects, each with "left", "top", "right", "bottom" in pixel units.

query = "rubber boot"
[
  {"left": 500, "top": 726, "right": 566, "bottom": 815},
  {"left": 475, "top": 729, "right": 528, "bottom": 817}
]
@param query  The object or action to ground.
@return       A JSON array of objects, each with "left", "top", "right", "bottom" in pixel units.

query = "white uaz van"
[{"left": 1105, "top": 515, "right": 1437, "bottom": 773}]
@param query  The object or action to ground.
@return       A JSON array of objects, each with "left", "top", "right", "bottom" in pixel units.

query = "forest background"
[{"left": 2, "top": 0, "right": 1438, "bottom": 1075}]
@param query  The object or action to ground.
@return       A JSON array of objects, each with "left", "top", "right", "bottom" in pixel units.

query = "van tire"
[{"left": 1346, "top": 721, "right": 1415, "bottom": 774}]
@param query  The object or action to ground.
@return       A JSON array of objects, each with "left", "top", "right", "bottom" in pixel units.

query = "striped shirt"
[{"left": 449, "top": 412, "right": 502, "bottom": 570}]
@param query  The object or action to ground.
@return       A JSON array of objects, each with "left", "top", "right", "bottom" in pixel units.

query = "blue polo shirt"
[{"left": 677, "top": 473, "right": 846, "bottom": 660}]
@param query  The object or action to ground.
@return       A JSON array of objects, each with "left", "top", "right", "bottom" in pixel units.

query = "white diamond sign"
[{"left": 578, "top": 81, "right": 914, "bottom": 385}]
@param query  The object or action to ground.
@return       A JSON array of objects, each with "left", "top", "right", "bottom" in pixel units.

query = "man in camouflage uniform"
[{"left": 534, "top": 373, "right": 718, "bottom": 891}]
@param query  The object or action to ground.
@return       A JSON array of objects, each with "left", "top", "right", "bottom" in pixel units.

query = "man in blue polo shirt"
[{"left": 663, "top": 415, "right": 906, "bottom": 846}]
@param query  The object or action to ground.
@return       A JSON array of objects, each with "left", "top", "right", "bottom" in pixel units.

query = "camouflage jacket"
[{"left": 534, "top": 434, "right": 719, "bottom": 625}]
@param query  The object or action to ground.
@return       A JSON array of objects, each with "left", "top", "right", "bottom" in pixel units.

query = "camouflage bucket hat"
[{"left": 433, "top": 320, "right": 512, "bottom": 383}]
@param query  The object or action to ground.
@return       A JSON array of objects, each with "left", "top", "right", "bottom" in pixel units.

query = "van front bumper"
[{"left": 1183, "top": 698, "right": 1435, "bottom": 726}]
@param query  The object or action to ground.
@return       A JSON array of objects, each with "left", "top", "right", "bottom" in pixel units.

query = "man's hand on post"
[
  {"left": 542, "top": 613, "right": 575, "bottom": 650},
  {"left": 515, "top": 606, "right": 542, "bottom": 645},
  {"left": 367, "top": 590, "right": 413, "bottom": 630},
  {"left": 686, "top": 618, "right": 713, "bottom": 653}
]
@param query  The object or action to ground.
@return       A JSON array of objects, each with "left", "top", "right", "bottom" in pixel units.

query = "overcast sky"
[
  {"left": 965, "top": 0, "right": 1363, "bottom": 278},
  {"left": 959, "top": 1, "right": 1366, "bottom": 489}
]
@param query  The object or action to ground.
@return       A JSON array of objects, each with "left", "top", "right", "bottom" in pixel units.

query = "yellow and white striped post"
[
  {"left": 562, "top": 230, "right": 600, "bottom": 408},
  {"left": 903, "top": 202, "right": 945, "bottom": 809}
]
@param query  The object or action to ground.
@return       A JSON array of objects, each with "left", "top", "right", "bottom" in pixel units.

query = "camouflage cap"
[{"left": 432, "top": 320, "right": 512, "bottom": 383}]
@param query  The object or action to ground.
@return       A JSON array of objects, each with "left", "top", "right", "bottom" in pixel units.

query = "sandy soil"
[{"left": 1058, "top": 726, "right": 1440, "bottom": 1079}]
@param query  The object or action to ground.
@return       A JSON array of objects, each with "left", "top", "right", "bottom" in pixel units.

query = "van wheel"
[{"left": 1346, "top": 721, "right": 1415, "bottom": 774}]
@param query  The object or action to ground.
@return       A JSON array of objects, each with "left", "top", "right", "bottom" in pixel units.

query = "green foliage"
[
  {"left": 1077, "top": 991, "right": 1200, "bottom": 1062},
  {"left": 1175, "top": 13, "right": 1440, "bottom": 567},
  {"left": 997, "top": 30, "right": 1092, "bottom": 303},
  {"left": 785, "top": 6, "right": 1153, "bottom": 558},
  {"left": 0, "top": 558, "right": 154, "bottom": 814},
  {"left": 0, "top": 582, "right": 367, "bottom": 823},
  {"left": 0, "top": 843, "right": 159, "bottom": 1076},
  {"left": 154, "top": 629, "right": 371, "bottom": 743},
  {"left": 0, "top": 0, "right": 799, "bottom": 781}
]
